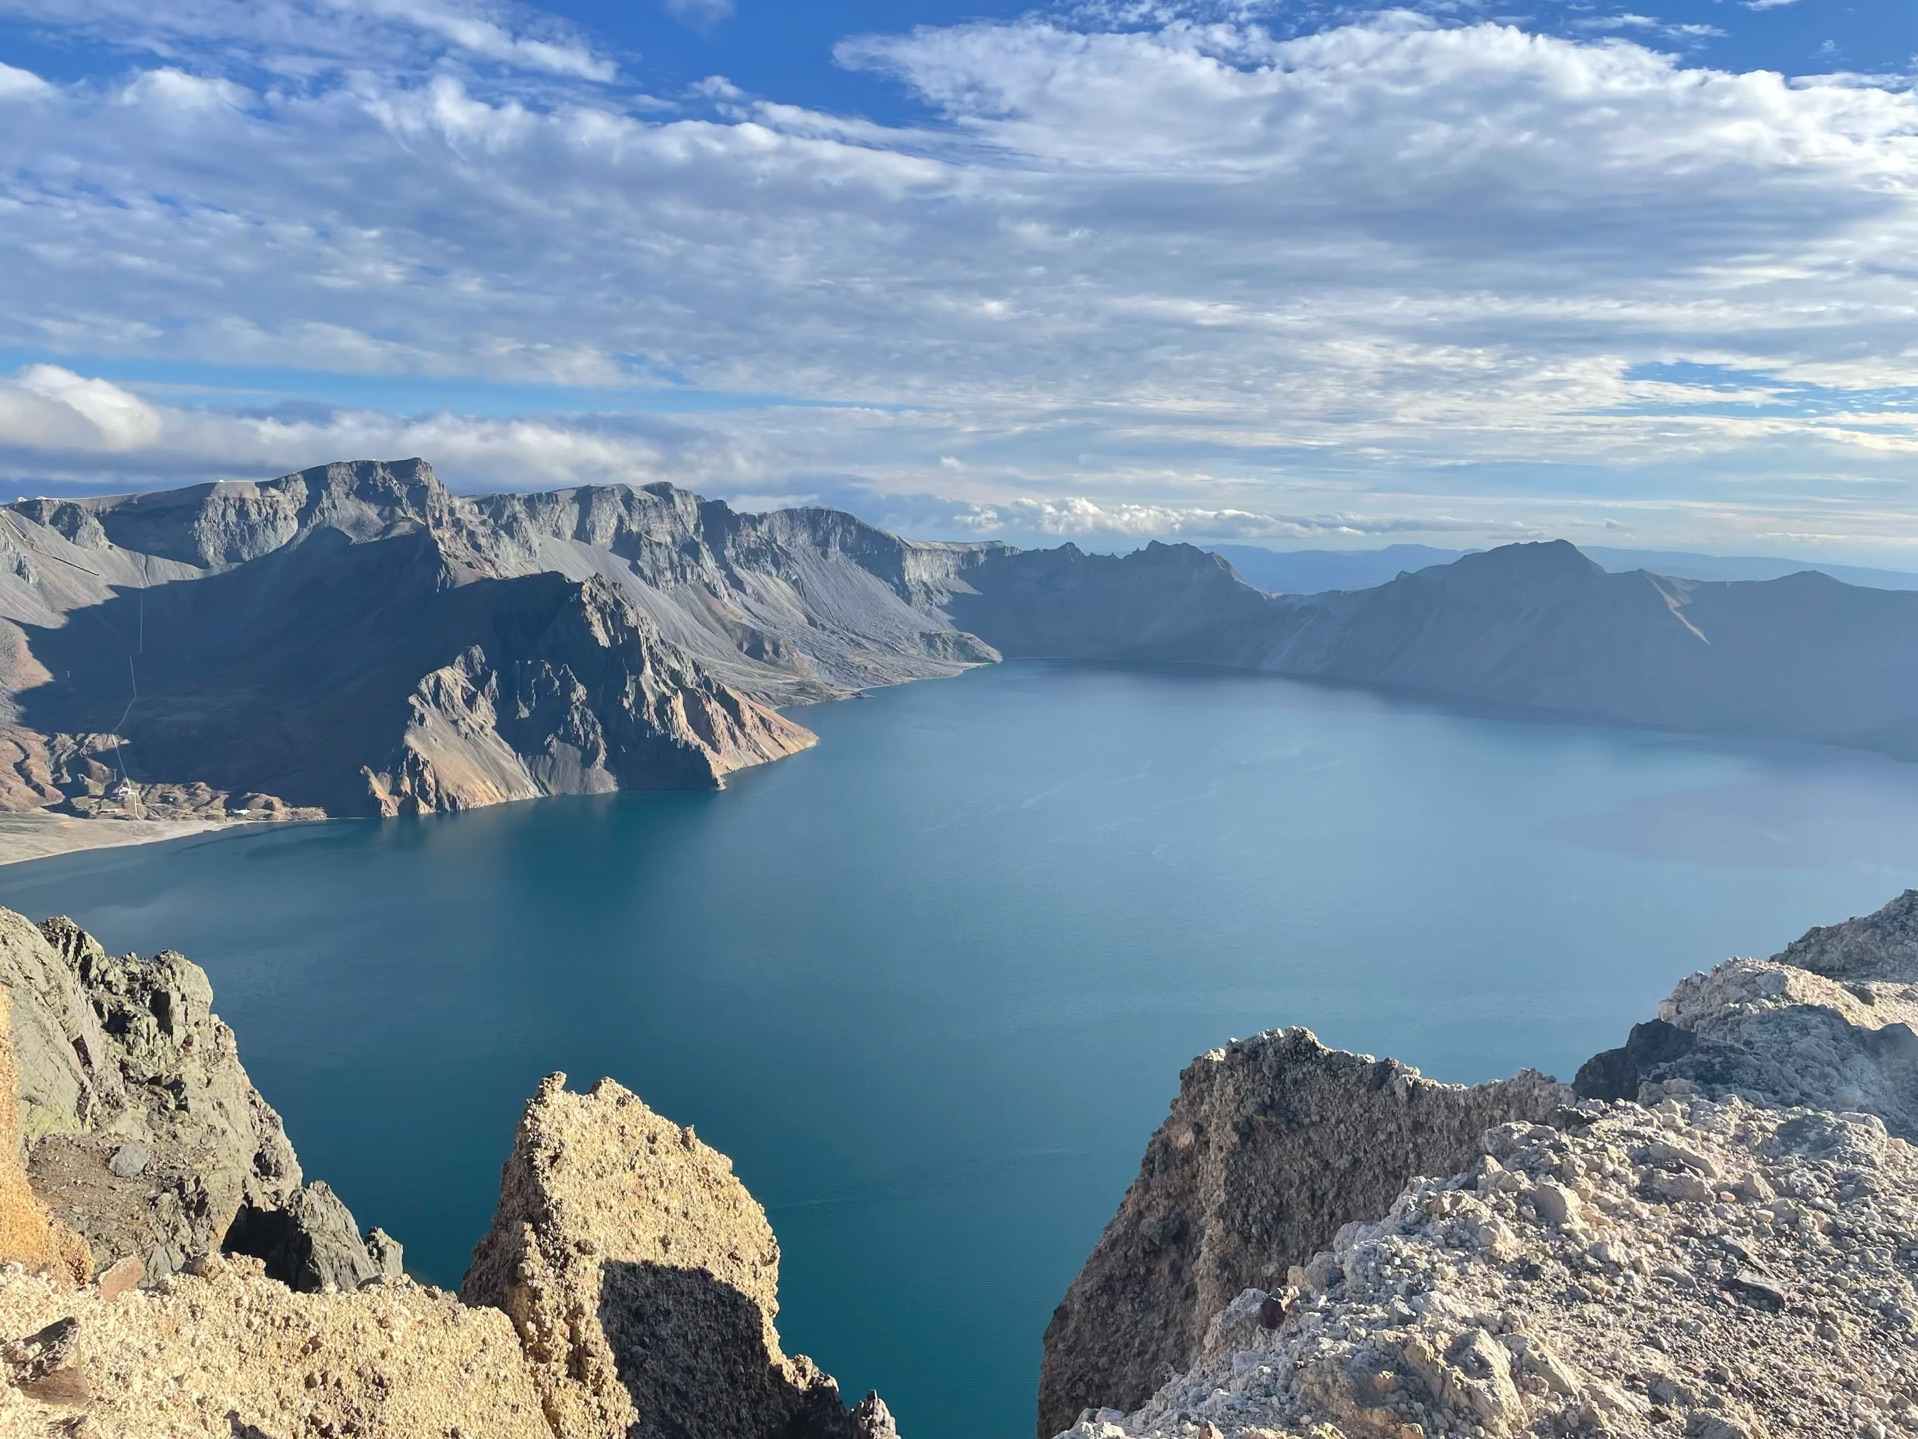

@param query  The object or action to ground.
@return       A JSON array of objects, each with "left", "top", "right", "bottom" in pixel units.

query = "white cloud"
[
  {"left": 0, "top": 6, "right": 1915, "bottom": 554},
  {"left": 14, "top": 367, "right": 165, "bottom": 450},
  {"left": 117, "top": 68, "right": 251, "bottom": 112},
  {"left": 662, "top": 0, "right": 733, "bottom": 31},
  {"left": 937, "top": 494, "right": 1513, "bottom": 541},
  {"left": 0, "top": 0, "right": 614, "bottom": 81},
  {"left": 0, "top": 60, "right": 51, "bottom": 99},
  {"left": 0, "top": 368, "right": 740, "bottom": 487}
]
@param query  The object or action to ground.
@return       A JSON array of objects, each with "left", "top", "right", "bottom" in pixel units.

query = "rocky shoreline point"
[{"left": 0, "top": 891, "right": 1914, "bottom": 1437}]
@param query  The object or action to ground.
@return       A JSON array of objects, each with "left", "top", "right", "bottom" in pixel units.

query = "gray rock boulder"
[
  {"left": 1, "top": 909, "right": 391, "bottom": 1289},
  {"left": 224, "top": 1181, "right": 404, "bottom": 1293},
  {"left": 1577, "top": 956, "right": 1918, "bottom": 1140},
  {"left": 1576, "top": 893, "right": 1918, "bottom": 1139}
]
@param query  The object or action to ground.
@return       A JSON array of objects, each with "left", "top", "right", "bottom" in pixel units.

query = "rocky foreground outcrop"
[
  {"left": 0, "top": 909, "right": 392, "bottom": 1289},
  {"left": 0, "top": 903, "right": 896, "bottom": 1437},
  {"left": 463, "top": 1074, "right": 895, "bottom": 1439},
  {"left": 1060, "top": 1098, "right": 1918, "bottom": 1439},
  {"left": 0, "top": 1256, "right": 555, "bottom": 1438},
  {"left": 1038, "top": 1033, "right": 1569, "bottom": 1436},
  {"left": 10, "top": 879, "right": 1918, "bottom": 1439},
  {"left": 1045, "top": 891, "right": 1918, "bottom": 1439}
]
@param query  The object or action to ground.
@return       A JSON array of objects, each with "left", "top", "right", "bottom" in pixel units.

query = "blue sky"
[{"left": 0, "top": 0, "right": 1914, "bottom": 555}]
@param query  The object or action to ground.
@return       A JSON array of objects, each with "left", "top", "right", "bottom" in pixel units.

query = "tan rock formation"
[
  {"left": 463, "top": 1073, "right": 896, "bottom": 1439},
  {"left": 1037, "top": 1029, "right": 1570, "bottom": 1437},
  {"left": 0, "top": 927, "right": 546, "bottom": 1438},
  {"left": 0, "top": 1254, "right": 553, "bottom": 1438}
]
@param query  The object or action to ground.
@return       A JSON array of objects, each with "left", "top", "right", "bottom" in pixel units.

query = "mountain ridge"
[
  {"left": 1210, "top": 540, "right": 1918, "bottom": 595},
  {"left": 9, "top": 458, "right": 1918, "bottom": 845}
]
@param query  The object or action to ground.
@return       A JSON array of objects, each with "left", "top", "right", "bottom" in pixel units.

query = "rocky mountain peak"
[{"left": 1422, "top": 538, "right": 1603, "bottom": 585}]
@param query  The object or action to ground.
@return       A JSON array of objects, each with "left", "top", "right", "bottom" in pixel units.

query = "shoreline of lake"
[{"left": 0, "top": 810, "right": 256, "bottom": 869}]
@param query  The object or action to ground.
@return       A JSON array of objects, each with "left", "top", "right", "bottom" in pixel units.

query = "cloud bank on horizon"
[{"left": 0, "top": 0, "right": 1914, "bottom": 555}]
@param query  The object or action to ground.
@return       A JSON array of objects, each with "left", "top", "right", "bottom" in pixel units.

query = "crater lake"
[{"left": 6, "top": 660, "right": 1918, "bottom": 1437}]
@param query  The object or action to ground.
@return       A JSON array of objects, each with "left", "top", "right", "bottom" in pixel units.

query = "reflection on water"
[
  {"left": 1552, "top": 746, "right": 1918, "bottom": 869},
  {"left": 1, "top": 661, "right": 1915, "bottom": 1439}
]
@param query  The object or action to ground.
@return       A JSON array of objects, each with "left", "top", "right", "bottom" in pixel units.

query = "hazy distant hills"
[
  {"left": 1211, "top": 541, "right": 1918, "bottom": 594},
  {"left": 7, "top": 458, "right": 1918, "bottom": 825},
  {"left": 958, "top": 539, "right": 1918, "bottom": 759}
]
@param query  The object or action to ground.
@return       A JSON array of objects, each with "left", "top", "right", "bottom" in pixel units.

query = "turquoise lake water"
[{"left": 6, "top": 661, "right": 1918, "bottom": 1437}]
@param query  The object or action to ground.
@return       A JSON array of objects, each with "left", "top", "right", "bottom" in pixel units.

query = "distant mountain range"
[
  {"left": 960, "top": 539, "right": 1918, "bottom": 760},
  {"left": 1210, "top": 542, "right": 1918, "bottom": 594},
  {"left": 6, "top": 458, "right": 1918, "bottom": 826}
]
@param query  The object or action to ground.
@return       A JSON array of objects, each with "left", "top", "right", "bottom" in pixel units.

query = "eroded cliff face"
[
  {"left": 1, "top": 910, "right": 393, "bottom": 1291},
  {"left": 362, "top": 575, "right": 816, "bottom": 817},
  {"left": 461, "top": 1073, "right": 896, "bottom": 1439},
  {"left": 1037, "top": 1032, "right": 1570, "bottom": 1437}
]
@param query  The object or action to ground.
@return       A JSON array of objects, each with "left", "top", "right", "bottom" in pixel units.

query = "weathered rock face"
[
  {"left": 0, "top": 459, "right": 993, "bottom": 826},
  {"left": 0, "top": 984, "right": 90, "bottom": 1286},
  {"left": 362, "top": 575, "right": 815, "bottom": 818},
  {"left": 462, "top": 1073, "right": 897, "bottom": 1439},
  {"left": 1036, "top": 1029, "right": 1571, "bottom": 1437},
  {"left": 1060, "top": 1096, "right": 1918, "bottom": 1439},
  {"left": 1, "top": 910, "right": 389, "bottom": 1288},
  {"left": 1055, "top": 891, "right": 1918, "bottom": 1439},
  {"left": 1773, "top": 887, "right": 1918, "bottom": 982}
]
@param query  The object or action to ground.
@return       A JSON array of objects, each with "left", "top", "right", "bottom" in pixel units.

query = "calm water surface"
[{"left": 5, "top": 662, "right": 1918, "bottom": 1437}]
